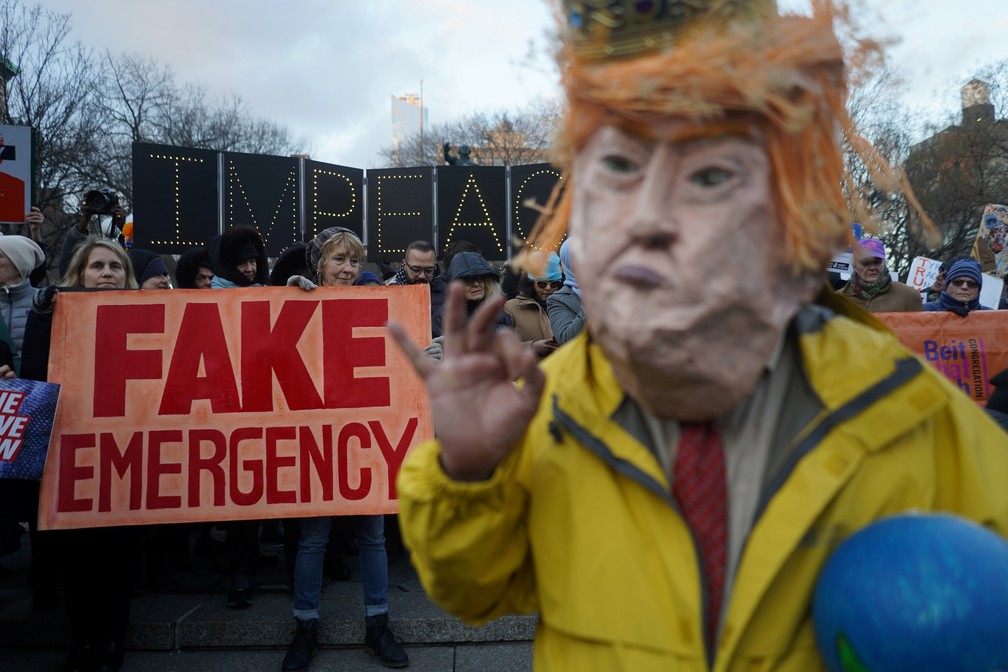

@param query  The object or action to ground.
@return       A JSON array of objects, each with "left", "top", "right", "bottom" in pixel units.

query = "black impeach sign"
[
  {"left": 133, "top": 143, "right": 558, "bottom": 260},
  {"left": 222, "top": 151, "right": 300, "bottom": 257},
  {"left": 132, "top": 144, "right": 218, "bottom": 253},
  {"left": 304, "top": 161, "right": 364, "bottom": 243},
  {"left": 509, "top": 164, "right": 563, "bottom": 249},
  {"left": 436, "top": 166, "right": 507, "bottom": 260},
  {"left": 365, "top": 167, "right": 434, "bottom": 257}
]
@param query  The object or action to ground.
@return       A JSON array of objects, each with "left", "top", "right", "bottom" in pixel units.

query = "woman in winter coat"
[
  {"left": 281, "top": 226, "right": 409, "bottom": 670},
  {"left": 0, "top": 234, "right": 45, "bottom": 372},
  {"left": 22, "top": 237, "right": 139, "bottom": 672}
]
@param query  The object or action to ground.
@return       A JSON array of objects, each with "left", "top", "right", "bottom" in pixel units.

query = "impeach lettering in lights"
[{"left": 38, "top": 285, "right": 432, "bottom": 530}]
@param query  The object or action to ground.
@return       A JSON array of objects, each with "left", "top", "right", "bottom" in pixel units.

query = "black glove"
[{"left": 32, "top": 286, "right": 58, "bottom": 313}]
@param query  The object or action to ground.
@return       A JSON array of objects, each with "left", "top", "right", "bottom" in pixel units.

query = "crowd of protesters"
[{"left": 0, "top": 195, "right": 1006, "bottom": 672}]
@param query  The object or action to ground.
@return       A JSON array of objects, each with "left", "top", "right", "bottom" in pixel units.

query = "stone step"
[
  {"left": 2, "top": 642, "right": 534, "bottom": 672},
  {"left": 0, "top": 535, "right": 537, "bottom": 652}
]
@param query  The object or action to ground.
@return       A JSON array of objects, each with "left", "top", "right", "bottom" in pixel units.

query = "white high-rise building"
[{"left": 391, "top": 93, "right": 428, "bottom": 166}]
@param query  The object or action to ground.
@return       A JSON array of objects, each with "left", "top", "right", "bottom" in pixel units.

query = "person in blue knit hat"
[
  {"left": 504, "top": 251, "right": 562, "bottom": 358},
  {"left": 923, "top": 258, "right": 991, "bottom": 315}
]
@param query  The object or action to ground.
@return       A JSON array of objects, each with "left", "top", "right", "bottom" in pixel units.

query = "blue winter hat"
[
  {"left": 946, "top": 258, "right": 983, "bottom": 288},
  {"left": 528, "top": 252, "right": 562, "bottom": 282}
]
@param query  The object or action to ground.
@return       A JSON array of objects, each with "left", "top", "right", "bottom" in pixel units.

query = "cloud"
[{"left": 43, "top": 0, "right": 1003, "bottom": 165}]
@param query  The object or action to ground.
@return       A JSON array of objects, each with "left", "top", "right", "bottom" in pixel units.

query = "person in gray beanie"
[{"left": 0, "top": 234, "right": 46, "bottom": 368}]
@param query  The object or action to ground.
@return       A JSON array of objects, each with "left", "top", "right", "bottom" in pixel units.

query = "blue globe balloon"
[{"left": 813, "top": 513, "right": 1008, "bottom": 672}]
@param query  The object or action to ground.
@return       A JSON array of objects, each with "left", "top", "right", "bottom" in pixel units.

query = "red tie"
[{"left": 672, "top": 421, "right": 727, "bottom": 653}]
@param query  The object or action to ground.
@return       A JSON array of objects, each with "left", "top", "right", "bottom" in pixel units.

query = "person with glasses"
[
  {"left": 504, "top": 251, "right": 562, "bottom": 358},
  {"left": 836, "top": 238, "right": 922, "bottom": 313},
  {"left": 923, "top": 258, "right": 991, "bottom": 315},
  {"left": 392, "top": 240, "right": 446, "bottom": 338}
]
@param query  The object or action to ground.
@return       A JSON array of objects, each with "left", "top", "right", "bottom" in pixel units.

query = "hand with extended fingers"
[{"left": 388, "top": 281, "right": 546, "bottom": 481}]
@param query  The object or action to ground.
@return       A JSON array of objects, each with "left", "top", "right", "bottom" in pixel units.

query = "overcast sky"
[{"left": 35, "top": 0, "right": 1008, "bottom": 168}]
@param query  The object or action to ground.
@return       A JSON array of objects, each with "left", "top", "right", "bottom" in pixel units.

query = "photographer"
[{"left": 58, "top": 190, "right": 126, "bottom": 279}]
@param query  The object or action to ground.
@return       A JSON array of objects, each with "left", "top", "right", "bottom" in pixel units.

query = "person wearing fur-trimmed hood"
[{"left": 209, "top": 224, "right": 269, "bottom": 287}]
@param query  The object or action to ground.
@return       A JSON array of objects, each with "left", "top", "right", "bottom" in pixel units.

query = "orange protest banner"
[
  {"left": 38, "top": 285, "right": 432, "bottom": 530},
  {"left": 876, "top": 311, "right": 1008, "bottom": 405}
]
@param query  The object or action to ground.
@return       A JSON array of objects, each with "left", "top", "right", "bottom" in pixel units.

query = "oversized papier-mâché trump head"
[{"left": 519, "top": 0, "right": 930, "bottom": 420}]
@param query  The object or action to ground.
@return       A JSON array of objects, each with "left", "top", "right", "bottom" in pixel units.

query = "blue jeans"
[{"left": 292, "top": 515, "right": 389, "bottom": 621}]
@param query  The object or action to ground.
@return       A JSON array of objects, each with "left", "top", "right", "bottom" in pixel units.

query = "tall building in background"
[{"left": 391, "top": 93, "right": 428, "bottom": 167}]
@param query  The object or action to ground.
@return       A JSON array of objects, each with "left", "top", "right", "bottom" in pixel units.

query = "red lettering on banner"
[
  {"left": 93, "top": 304, "right": 165, "bottom": 417},
  {"left": 322, "top": 299, "right": 390, "bottom": 409},
  {"left": 98, "top": 431, "right": 143, "bottom": 512},
  {"left": 337, "top": 422, "right": 372, "bottom": 500},
  {"left": 369, "top": 418, "right": 417, "bottom": 500},
  {"left": 57, "top": 434, "right": 95, "bottom": 512},
  {"left": 265, "top": 425, "right": 298, "bottom": 504},
  {"left": 50, "top": 417, "right": 422, "bottom": 518},
  {"left": 229, "top": 427, "right": 264, "bottom": 506},
  {"left": 147, "top": 430, "right": 183, "bottom": 510},
  {"left": 188, "top": 430, "right": 227, "bottom": 507},
  {"left": 241, "top": 301, "right": 323, "bottom": 412},
  {"left": 160, "top": 304, "right": 241, "bottom": 415},
  {"left": 299, "top": 424, "right": 334, "bottom": 503}
]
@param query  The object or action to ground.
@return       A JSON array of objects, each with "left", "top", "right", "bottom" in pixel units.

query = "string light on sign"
[
  {"left": 312, "top": 168, "right": 357, "bottom": 239},
  {"left": 227, "top": 161, "right": 298, "bottom": 247},
  {"left": 513, "top": 167, "right": 563, "bottom": 252},
  {"left": 444, "top": 174, "right": 503, "bottom": 253},
  {"left": 376, "top": 173, "right": 423, "bottom": 254},
  {"left": 148, "top": 153, "right": 207, "bottom": 247}
]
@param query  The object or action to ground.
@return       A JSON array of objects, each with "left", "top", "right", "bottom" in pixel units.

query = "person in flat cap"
[
  {"left": 391, "top": 1, "right": 1008, "bottom": 669},
  {"left": 836, "top": 238, "right": 922, "bottom": 312},
  {"left": 923, "top": 257, "right": 991, "bottom": 315}
]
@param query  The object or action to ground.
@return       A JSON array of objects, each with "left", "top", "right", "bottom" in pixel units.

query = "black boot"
[
  {"left": 364, "top": 613, "right": 409, "bottom": 668},
  {"left": 95, "top": 639, "right": 126, "bottom": 672},
  {"left": 226, "top": 572, "right": 254, "bottom": 609},
  {"left": 61, "top": 644, "right": 95, "bottom": 672},
  {"left": 282, "top": 618, "right": 319, "bottom": 671}
]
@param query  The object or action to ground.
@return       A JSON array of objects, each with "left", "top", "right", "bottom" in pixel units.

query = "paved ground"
[{"left": 0, "top": 520, "right": 535, "bottom": 671}]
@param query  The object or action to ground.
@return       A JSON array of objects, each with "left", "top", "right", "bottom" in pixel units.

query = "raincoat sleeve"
[{"left": 396, "top": 436, "right": 538, "bottom": 624}]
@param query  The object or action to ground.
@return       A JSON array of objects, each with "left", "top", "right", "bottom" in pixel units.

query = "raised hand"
[{"left": 388, "top": 282, "right": 546, "bottom": 481}]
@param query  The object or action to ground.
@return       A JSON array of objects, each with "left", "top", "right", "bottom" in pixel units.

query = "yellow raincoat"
[{"left": 398, "top": 297, "right": 1008, "bottom": 671}]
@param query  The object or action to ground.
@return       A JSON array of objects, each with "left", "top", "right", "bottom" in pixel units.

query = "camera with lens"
[{"left": 82, "top": 189, "right": 119, "bottom": 216}]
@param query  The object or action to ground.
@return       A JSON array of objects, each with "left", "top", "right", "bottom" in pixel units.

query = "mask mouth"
[{"left": 611, "top": 264, "right": 671, "bottom": 288}]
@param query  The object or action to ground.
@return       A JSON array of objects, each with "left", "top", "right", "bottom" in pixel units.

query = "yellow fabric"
[{"left": 397, "top": 304, "right": 1008, "bottom": 671}]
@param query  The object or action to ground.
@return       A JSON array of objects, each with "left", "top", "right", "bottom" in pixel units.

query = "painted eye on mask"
[
  {"left": 690, "top": 166, "right": 734, "bottom": 187},
  {"left": 601, "top": 155, "right": 639, "bottom": 174}
]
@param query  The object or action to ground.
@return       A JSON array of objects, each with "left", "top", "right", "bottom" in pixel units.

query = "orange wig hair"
[{"left": 523, "top": 0, "right": 931, "bottom": 273}]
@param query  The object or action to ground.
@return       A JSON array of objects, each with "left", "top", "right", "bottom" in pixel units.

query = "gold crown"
[{"left": 563, "top": 0, "right": 778, "bottom": 60}]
